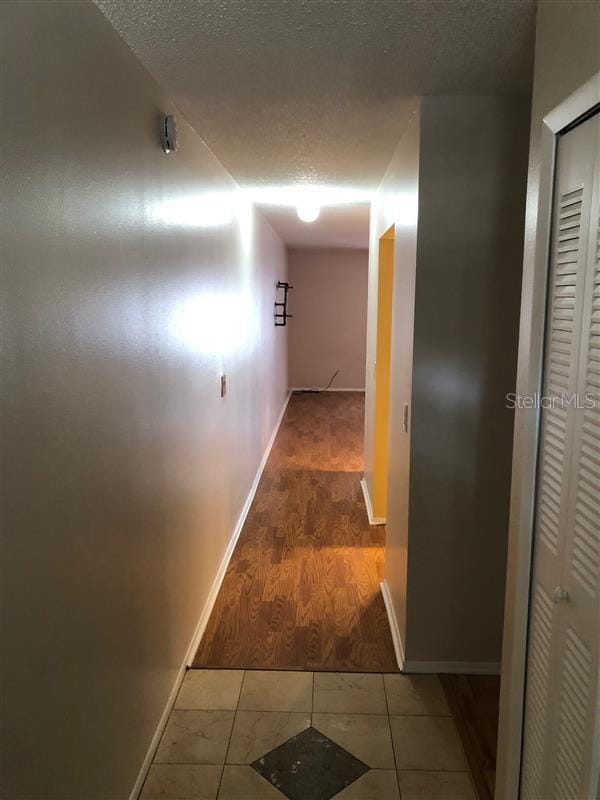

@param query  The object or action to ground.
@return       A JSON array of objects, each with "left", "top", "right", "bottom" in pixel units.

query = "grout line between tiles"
[
  {"left": 214, "top": 670, "right": 246, "bottom": 799},
  {"left": 311, "top": 708, "right": 396, "bottom": 715},
  {"left": 388, "top": 713, "right": 467, "bottom": 720},
  {"left": 382, "top": 672, "right": 402, "bottom": 797},
  {"left": 396, "top": 767, "right": 474, "bottom": 773}
]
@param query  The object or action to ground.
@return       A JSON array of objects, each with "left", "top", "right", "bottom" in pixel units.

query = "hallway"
[
  {"left": 5, "top": 3, "right": 599, "bottom": 798},
  {"left": 193, "top": 392, "right": 398, "bottom": 672}
]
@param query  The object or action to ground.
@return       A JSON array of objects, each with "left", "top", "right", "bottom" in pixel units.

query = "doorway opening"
[{"left": 372, "top": 224, "right": 395, "bottom": 522}]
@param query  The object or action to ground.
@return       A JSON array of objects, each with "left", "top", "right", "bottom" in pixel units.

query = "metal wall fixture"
[
  {"left": 160, "top": 114, "right": 179, "bottom": 154},
  {"left": 274, "top": 281, "right": 293, "bottom": 326}
]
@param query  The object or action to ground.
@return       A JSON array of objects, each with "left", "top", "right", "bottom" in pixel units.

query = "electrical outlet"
[{"left": 220, "top": 374, "right": 227, "bottom": 398}]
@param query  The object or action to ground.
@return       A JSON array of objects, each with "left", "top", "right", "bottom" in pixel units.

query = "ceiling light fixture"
[{"left": 297, "top": 201, "right": 320, "bottom": 223}]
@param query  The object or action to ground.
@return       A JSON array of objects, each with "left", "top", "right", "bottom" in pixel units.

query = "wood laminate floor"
[{"left": 192, "top": 392, "right": 398, "bottom": 672}]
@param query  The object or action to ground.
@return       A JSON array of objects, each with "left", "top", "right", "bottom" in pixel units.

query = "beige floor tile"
[
  {"left": 155, "top": 710, "right": 235, "bottom": 765},
  {"left": 390, "top": 716, "right": 467, "bottom": 771},
  {"left": 397, "top": 770, "right": 476, "bottom": 799},
  {"left": 313, "top": 673, "right": 387, "bottom": 714},
  {"left": 176, "top": 670, "right": 245, "bottom": 710},
  {"left": 217, "top": 765, "right": 287, "bottom": 799},
  {"left": 141, "top": 764, "right": 221, "bottom": 799},
  {"left": 313, "top": 713, "right": 394, "bottom": 769},
  {"left": 226, "top": 710, "right": 311, "bottom": 764},
  {"left": 332, "top": 770, "right": 400, "bottom": 799},
  {"left": 383, "top": 674, "right": 450, "bottom": 716},
  {"left": 237, "top": 670, "right": 313, "bottom": 712}
]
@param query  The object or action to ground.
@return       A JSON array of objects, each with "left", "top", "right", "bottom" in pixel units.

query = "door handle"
[
  {"left": 553, "top": 586, "right": 570, "bottom": 604},
  {"left": 403, "top": 403, "right": 409, "bottom": 433}
]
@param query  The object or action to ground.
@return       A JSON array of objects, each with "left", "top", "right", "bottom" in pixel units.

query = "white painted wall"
[
  {"left": 0, "top": 2, "right": 288, "bottom": 798},
  {"left": 497, "top": 2, "right": 600, "bottom": 797},
  {"left": 288, "top": 248, "right": 368, "bottom": 390}
]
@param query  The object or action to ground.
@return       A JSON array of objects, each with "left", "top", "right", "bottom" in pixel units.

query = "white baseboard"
[
  {"left": 380, "top": 581, "right": 404, "bottom": 671},
  {"left": 402, "top": 660, "right": 502, "bottom": 675},
  {"left": 130, "top": 390, "right": 292, "bottom": 800},
  {"left": 360, "top": 478, "right": 385, "bottom": 525},
  {"left": 129, "top": 653, "right": 189, "bottom": 800},
  {"left": 379, "top": 581, "right": 501, "bottom": 677},
  {"left": 290, "top": 387, "right": 366, "bottom": 392}
]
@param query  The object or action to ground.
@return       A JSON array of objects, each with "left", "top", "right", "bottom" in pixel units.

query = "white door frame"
[{"left": 496, "top": 72, "right": 600, "bottom": 800}]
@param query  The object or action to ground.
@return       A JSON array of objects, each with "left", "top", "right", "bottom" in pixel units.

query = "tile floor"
[{"left": 141, "top": 670, "right": 477, "bottom": 800}]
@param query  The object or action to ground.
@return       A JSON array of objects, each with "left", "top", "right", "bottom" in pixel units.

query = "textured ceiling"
[{"left": 96, "top": 0, "right": 535, "bottom": 246}]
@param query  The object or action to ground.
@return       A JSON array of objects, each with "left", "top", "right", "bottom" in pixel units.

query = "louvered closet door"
[{"left": 521, "top": 111, "right": 600, "bottom": 800}]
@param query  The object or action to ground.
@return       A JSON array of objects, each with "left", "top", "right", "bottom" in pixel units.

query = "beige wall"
[
  {"left": 0, "top": 2, "right": 288, "bottom": 798},
  {"left": 406, "top": 96, "right": 530, "bottom": 665},
  {"left": 288, "top": 248, "right": 368, "bottom": 389},
  {"left": 497, "top": 2, "right": 600, "bottom": 797},
  {"left": 364, "top": 96, "right": 530, "bottom": 668}
]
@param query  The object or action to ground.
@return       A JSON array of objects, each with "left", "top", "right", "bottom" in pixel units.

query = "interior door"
[{"left": 521, "top": 111, "right": 600, "bottom": 800}]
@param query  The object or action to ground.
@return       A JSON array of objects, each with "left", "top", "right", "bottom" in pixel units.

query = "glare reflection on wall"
[
  {"left": 159, "top": 190, "right": 255, "bottom": 358},
  {"left": 156, "top": 191, "right": 236, "bottom": 229},
  {"left": 170, "top": 292, "right": 251, "bottom": 357},
  {"left": 384, "top": 191, "right": 418, "bottom": 228}
]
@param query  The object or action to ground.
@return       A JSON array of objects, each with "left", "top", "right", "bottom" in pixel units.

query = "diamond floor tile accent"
[{"left": 250, "top": 726, "right": 370, "bottom": 800}]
